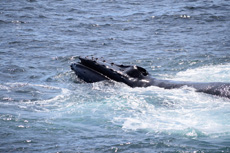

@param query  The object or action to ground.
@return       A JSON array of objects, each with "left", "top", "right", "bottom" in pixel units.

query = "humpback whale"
[{"left": 71, "top": 57, "right": 230, "bottom": 99}]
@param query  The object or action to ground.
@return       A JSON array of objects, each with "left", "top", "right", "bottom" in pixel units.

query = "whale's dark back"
[{"left": 71, "top": 57, "right": 230, "bottom": 99}]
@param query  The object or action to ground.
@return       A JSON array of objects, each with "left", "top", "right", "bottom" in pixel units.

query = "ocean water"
[{"left": 1, "top": 0, "right": 230, "bottom": 152}]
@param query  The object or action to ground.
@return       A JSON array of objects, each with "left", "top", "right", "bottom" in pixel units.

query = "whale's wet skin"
[{"left": 71, "top": 57, "right": 230, "bottom": 99}]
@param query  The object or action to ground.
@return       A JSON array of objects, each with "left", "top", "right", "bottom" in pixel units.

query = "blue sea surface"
[{"left": 1, "top": 0, "right": 230, "bottom": 152}]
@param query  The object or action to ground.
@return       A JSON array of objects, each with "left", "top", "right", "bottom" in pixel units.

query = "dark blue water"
[{"left": 1, "top": 0, "right": 230, "bottom": 152}]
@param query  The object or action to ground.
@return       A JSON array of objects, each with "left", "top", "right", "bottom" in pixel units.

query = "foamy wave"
[
  {"left": 174, "top": 64, "right": 230, "bottom": 82},
  {"left": 112, "top": 85, "right": 230, "bottom": 138},
  {"left": 0, "top": 82, "right": 72, "bottom": 112}
]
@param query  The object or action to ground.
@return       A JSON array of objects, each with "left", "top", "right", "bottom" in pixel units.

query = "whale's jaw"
[{"left": 70, "top": 63, "right": 108, "bottom": 83}]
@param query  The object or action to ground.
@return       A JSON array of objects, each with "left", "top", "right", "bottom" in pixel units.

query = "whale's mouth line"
[{"left": 70, "top": 57, "right": 126, "bottom": 83}]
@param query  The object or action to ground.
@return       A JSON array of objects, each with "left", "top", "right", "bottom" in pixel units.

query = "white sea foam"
[
  {"left": 111, "top": 64, "right": 230, "bottom": 137},
  {"left": 174, "top": 64, "right": 230, "bottom": 82},
  {"left": 0, "top": 82, "right": 72, "bottom": 113}
]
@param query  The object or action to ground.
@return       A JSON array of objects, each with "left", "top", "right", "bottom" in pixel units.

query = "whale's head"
[{"left": 71, "top": 57, "right": 152, "bottom": 87}]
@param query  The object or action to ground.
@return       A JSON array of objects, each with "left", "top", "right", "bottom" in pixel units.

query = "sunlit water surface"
[{"left": 1, "top": 0, "right": 230, "bottom": 152}]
